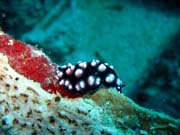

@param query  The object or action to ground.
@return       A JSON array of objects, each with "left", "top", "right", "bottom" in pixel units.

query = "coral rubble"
[{"left": 0, "top": 32, "right": 179, "bottom": 135}]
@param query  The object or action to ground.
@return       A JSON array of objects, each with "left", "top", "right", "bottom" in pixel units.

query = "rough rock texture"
[{"left": 0, "top": 52, "right": 179, "bottom": 134}]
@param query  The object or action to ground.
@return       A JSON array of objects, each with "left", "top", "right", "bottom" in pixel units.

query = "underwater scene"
[{"left": 0, "top": 0, "right": 180, "bottom": 135}]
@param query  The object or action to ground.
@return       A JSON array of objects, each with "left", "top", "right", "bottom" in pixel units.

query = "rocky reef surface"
[{"left": 0, "top": 32, "right": 179, "bottom": 135}]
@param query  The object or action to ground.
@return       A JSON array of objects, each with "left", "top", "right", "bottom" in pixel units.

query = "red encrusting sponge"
[{"left": 0, "top": 34, "right": 77, "bottom": 98}]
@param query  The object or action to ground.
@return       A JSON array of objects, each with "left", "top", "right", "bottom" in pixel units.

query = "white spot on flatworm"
[
  {"left": 98, "top": 64, "right": 106, "bottom": 72},
  {"left": 70, "top": 65, "right": 75, "bottom": 71},
  {"left": 79, "top": 62, "right": 87, "bottom": 69},
  {"left": 75, "top": 68, "right": 83, "bottom": 78},
  {"left": 75, "top": 84, "right": 81, "bottom": 91},
  {"left": 61, "top": 65, "right": 67, "bottom": 69},
  {"left": 79, "top": 81, "right": 85, "bottom": 89},
  {"left": 57, "top": 71, "right": 63, "bottom": 78},
  {"left": 116, "top": 78, "right": 122, "bottom": 86},
  {"left": 59, "top": 79, "right": 65, "bottom": 85},
  {"left": 95, "top": 77, "right": 101, "bottom": 85},
  {"left": 91, "top": 61, "right": 97, "bottom": 66},
  {"left": 68, "top": 63, "right": 72, "bottom": 66},
  {"left": 68, "top": 84, "right": 73, "bottom": 90},
  {"left": 65, "top": 80, "right": 70, "bottom": 86},
  {"left": 87, "top": 75, "right": 95, "bottom": 86},
  {"left": 77, "top": 61, "right": 82, "bottom": 64},
  {"left": 105, "top": 74, "right": 115, "bottom": 83},
  {"left": 94, "top": 60, "right": 100, "bottom": 63},
  {"left": 110, "top": 65, "right": 114, "bottom": 69},
  {"left": 66, "top": 68, "right": 73, "bottom": 75}
]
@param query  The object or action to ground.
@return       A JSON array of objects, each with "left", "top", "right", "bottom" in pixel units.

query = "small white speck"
[
  {"left": 59, "top": 79, "right": 65, "bottom": 85},
  {"left": 47, "top": 89, "right": 52, "bottom": 92},
  {"left": 61, "top": 65, "right": 67, "bottom": 69},
  {"left": 70, "top": 65, "right": 75, "bottom": 71},
  {"left": 65, "top": 80, "right": 70, "bottom": 86},
  {"left": 110, "top": 65, "right": 114, "bottom": 69},
  {"left": 68, "top": 84, "right": 73, "bottom": 90},
  {"left": 68, "top": 63, "right": 72, "bottom": 66},
  {"left": 116, "top": 78, "right": 122, "bottom": 86},
  {"left": 57, "top": 71, "right": 63, "bottom": 78},
  {"left": 8, "top": 39, "right": 14, "bottom": 46},
  {"left": 91, "top": 61, "right": 97, "bottom": 66},
  {"left": 79, "top": 80, "right": 85, "bottom": 89},
  {"left": 94, "top": 60, "right": 100, "bottom": 63},
  {"left": 79, "top": 62, "right": 87, "bottom": 68},
  {"left": 98, "top": 64, "right": 107, "bottom": 72},
  {"left": 105, "top": 74, "right": 115, "bottom": 83},
  {"left": 95, "top": 77, "right": 101, "bottom": 85},
  {"left": 75, "top": 84, "right": 81, "bottom": 91},
  {"left": 87, "top": 75, "right": 95, "bottom": 86},
  {"left": 75, "top": 68, "right": 83, "bottom": 78},
  {"left": 66, "top": 68, "right": 73, "bottom": 75},
  {"left": 77, "top": 61, "right": 82, "bottom": 64},
  {"left": 31, "top": 50, "right": 44, "bottom": 57}
]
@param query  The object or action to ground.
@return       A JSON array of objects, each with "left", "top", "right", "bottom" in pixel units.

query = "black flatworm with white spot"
[{"left": 56, "top": 60, "right": 125, "bottom": 95}]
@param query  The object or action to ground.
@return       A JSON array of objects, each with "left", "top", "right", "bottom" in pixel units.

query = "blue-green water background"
[{"left": 0, "top": 0, "right": 180, "bottom": 118}]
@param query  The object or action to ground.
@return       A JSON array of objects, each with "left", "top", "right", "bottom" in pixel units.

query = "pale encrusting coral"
[{"left": 0, "top": 52, "right": 179, "bottom": 135}]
